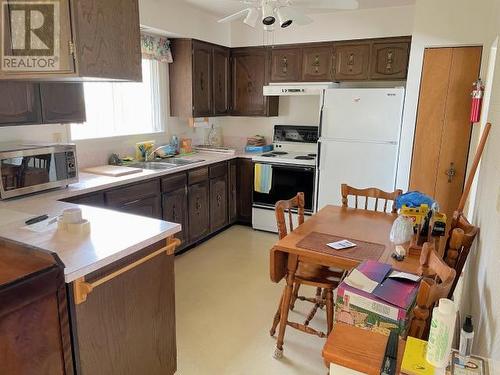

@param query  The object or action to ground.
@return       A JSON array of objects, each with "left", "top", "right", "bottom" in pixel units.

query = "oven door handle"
[
  {"left": 317, "top": 141, "right": 321, "bottom": 170},
  {"left": 255, "top": 162, "right": 314, "bottom": 172}
]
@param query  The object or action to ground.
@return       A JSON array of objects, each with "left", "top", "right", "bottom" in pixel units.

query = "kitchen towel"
[{"left": 254, "top": 163, "right": 272, "bottom": 194}]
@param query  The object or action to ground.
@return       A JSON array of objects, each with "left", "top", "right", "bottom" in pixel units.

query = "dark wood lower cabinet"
[
  {"left": 209, "top": 175, "right": 228, "bottom": 232},
  {"left": 105, "top": 179, "right": 162, "bottom": 219},
  {"left": 237, "top": 158, "right": 254, "bottom": 225},
  {"left": 188, "top": 181, "right": 210, "bottom": 243},
  {"left": 69, "top": 241, "right": 176, "bottom": 375},
  {"left": 163, "top": 187, "right": 189, "bottom": 250},
  {"left": 228, "top": 160, "right": 238, "bottom": 224},
  {"left": 63, "top": 192, "right": 106, "bottom": 207},
  {"left": 0, "top": 240, "right": 73, "bottom": 375}
]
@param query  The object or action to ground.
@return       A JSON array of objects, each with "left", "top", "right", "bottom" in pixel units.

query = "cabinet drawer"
[
  {"left": 105, "top": 180, "right": 160, "bottom": 207},
  {"left": 188, "top": 167, "right": 209, "bottom": 185},
  {"left": 63, "top": 192, "right": 105, "bottom": 207},
  {"left": 161, "top": 172, "right": 187, "bottom": 193},
  {"left": 209, "top": 162, "right": 227, "bottom": 179}
]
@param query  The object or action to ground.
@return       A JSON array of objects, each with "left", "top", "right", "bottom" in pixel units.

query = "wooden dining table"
[{"left": 269, "top": 205, "right": 422, "bottom": 354}]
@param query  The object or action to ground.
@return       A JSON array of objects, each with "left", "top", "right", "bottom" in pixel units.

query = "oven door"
[{"left": 253, "top": 162, "right": 316, "bottom": 212}]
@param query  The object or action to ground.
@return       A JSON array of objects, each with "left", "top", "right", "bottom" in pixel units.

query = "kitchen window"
[{"left": 70, "top": 59, "right": 167, "bottom": 140}]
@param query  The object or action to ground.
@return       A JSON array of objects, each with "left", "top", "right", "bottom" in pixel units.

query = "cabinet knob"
[
  {"left": 281, "top": 56, "right": 288, "bottom": 74},
  {"left": 312, "top": 55, "right": 321, "bottom": 73},
  {"left": 200, "top": 72, "right": 205, "bottom": 91},
  {"left": 347, "top": 53, "right": 355, "bottom": 72},
  {"left": 386, "top": 50, "right": 394, "bottom": 72}
]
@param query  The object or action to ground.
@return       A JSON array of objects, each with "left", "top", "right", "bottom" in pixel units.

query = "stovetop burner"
[
  {"left": 295, "top": 156, "right": 315, "bottom": 160},
  {"left": 272, "top": 151, "right": 288, "bottom": 155}
]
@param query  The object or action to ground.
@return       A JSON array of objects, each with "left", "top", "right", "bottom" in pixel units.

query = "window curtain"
[{"left": 141, "top": 33, "right": 173, "bottom": 63}]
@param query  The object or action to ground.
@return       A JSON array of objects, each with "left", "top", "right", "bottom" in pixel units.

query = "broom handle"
[{"left": 457, "top": 122, "right": 492, "bottom": 213}]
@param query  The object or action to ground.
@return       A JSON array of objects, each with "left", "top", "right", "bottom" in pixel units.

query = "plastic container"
[{"left": 426, "top": 298, "right": 457, "bottom": 368}]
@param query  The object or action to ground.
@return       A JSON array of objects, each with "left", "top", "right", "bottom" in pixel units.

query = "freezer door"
[
  {"left": 321, "top": 88, "right": 405, "bottom": 142},
  {"left": 317, "top": 140, "right": 399, "bottom": 210}
]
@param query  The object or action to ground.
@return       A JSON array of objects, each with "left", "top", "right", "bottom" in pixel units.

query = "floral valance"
[{"left": 141, "top": 33, "right": 173, "bottom": 63}]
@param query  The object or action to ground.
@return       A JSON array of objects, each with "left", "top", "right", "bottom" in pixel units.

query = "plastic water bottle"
[{"left": 426, "top": 298, "right": 456, "bottom": 368}]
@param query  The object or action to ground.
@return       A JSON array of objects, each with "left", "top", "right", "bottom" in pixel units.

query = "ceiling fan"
[{"left": 218, "top": 0, "right": 359, "bottom": 31}]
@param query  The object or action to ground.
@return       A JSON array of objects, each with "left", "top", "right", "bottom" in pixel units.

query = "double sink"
[{"left": 128, "top": 157, "right": 205, "bottom": 171}]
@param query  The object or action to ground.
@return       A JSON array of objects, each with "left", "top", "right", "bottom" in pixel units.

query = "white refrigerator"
[{"left": 316, "top": 87, "right": 405, "bottom": 210}]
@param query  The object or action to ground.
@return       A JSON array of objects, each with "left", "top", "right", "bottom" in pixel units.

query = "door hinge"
[{"left": 68, "top": 41, "right": 75, "bottom": 56}]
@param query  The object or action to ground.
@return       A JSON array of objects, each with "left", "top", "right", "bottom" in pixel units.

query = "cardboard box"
[{"left": 335, "top": 261, "right": 419, "bottom": 336}]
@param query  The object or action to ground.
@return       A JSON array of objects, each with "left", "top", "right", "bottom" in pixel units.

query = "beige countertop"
[{"left": 0, "top": 151, "right": 257, "bottom": 283}]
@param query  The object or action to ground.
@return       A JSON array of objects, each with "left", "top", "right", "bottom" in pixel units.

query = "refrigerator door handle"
[{"left": 317, "top": 141, "right": 322, "bottom": 170}]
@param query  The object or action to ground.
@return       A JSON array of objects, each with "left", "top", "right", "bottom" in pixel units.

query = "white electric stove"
[{"left": 251, "top": 125, "right": 318, "bottom": 233}]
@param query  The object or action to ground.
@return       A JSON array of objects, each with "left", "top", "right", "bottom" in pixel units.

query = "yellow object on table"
[{"left": 401, "top": 337, "right": 435, "bottom": 375}]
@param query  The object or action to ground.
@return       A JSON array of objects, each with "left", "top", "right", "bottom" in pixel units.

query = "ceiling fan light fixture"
[
  {"left": 244, "top": 8, "right": 259, "bottom": 27},
  {"left": 276, "top": 7, "right": 293, "bottom": 28},
  {"left": 261, "top": 2, "right": 276, "bottom": 26}
]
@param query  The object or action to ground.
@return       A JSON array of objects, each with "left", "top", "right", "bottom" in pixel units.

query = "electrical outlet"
[{"left": 52, "top": 132, "right": 62, "bottom": 143}]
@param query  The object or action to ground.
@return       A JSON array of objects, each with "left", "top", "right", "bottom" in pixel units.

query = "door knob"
[{"left": 445, "top": 162, "right": 457, "bottom": 183}]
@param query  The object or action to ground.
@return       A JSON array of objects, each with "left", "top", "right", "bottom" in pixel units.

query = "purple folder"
[
  {"left": 357, "top": 260, "right": 392, "bottom": 283},
  {"left": 373, "top": 278, "right": 419, "bottom": 309}
]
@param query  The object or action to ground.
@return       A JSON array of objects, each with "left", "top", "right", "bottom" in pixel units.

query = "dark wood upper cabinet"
[
  {"left": 333, "top": 42, "right": 371, "bottom": 81},
  {"left": 302, "top": 45, "right": 334, "bottom": 81},
  {"left": 192, "top": 41, "right": 213, "bottom": 117},
  {"left": 270, "top": 47, "right": 302, "bottom": 82},
  {"left": 170, "top": 39, "right": 230, "bottom": 118},
  {"left": 231, "top": 47, "right": 279, "bottom": 117},
  {"left": 0, "top": 0, "right": 141, "bottom": 81},
  {"left": 370, "top": 40, "right": 411, "bottom": 80},
  {"left": 213, "top": 45, "right": 231, "bottom": 115},
  {"left": 0, "top": 82, "right": 41, "bottom": 126},
  {"left": 40, "top": 83, "right": 86, "bottom": 123}
]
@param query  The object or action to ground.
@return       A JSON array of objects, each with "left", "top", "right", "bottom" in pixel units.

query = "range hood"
[{"left": 263, "top": 82, "right": 337, "bottom": 96}]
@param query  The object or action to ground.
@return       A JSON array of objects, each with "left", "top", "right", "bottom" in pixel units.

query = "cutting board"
[{"left": 83, "top": 165, "right": 143, "bottom": 177}]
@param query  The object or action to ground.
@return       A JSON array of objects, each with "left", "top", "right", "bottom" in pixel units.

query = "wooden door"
[
  {"left": 228, "top": 160, "right": 238, "bottom": 224},
  {"left": 71, "top": 242, "right": 176, "bottom": 375},
  {"left": 210, "top": 175, "right": 228, "bottom": 232},
  {"left": 270, "top": 47, "right": 302, "bottom": 82},
  {"left": 0, "top": 82, "right": 41, "bottom": 125},
  {"left": 231, "top": 48, "right": 278, "bottom": 116},
  {"left": 410, "top": 47, "right": 482, "bottom": 221},
  {"left": 192, "top": 41, "right": 212, "bottom": 117},
  {"left": 301, "top": 45, "right": 334, "bottom": 81},
  {"left": 163, "top": 187, "right": 189, "bottom": 249},
  {"left": 370, "top": 41, "right": 410, "bottom": 80},
  {"left": 40, "top": 83, "right": 86, "bottom": 123},
  {"left": 237, "top": 158, "right": 254, "bottom": 224},
  {"left": 333, "top": 43, "right": 371, "bottom": 81},
  {"left": 188, "top": 181, "right": 210, "bottom": 242},
  {"left": 212, "top": 45, "right": 230, "bottom": 115}
]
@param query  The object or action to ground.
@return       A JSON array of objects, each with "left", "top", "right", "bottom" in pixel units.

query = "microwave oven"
[{"left": 0, "top": 144, "right": 78, "bottom": 199}]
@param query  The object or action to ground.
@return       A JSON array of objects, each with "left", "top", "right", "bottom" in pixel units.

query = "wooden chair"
[
  {"left": 341, "top": 184, "right": 403, "bottom": 213},
  {"left": 444, "top": 211, "right": 479, "bottom": 299},
  {"left": 270, "top": 193, "right": 343, "bottom": 357},
  {"left": 408, "top": 242, "right": 456, "bottom": 339}
]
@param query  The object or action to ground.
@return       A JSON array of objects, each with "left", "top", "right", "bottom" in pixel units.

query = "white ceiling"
[{"left": 183, "top": 0, "right": 416, "bottom": 17}]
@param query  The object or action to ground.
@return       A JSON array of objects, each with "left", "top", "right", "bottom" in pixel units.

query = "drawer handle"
[
  {"left": 386, "top": 50, "right": 394, "bottom": 72},
  {"left": 281, "top": 56, "right": 288, "bottom": 74},
  {"left": 312, "top": 55, "right": 320, "bottom": 73},
  {"left": 347, "top": 53, "right": 355, "bottom": 72},
  {"left": 73, "top": 237, "right": 181, "bottom": 305}
]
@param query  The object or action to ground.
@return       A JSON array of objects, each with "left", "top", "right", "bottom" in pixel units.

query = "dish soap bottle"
[{"left": 426, "top": 298, "right": 456, "bottom": 368}]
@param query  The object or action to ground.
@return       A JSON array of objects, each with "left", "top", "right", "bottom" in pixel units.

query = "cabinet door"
[
  {"left": 231, "top": 48, "right": 278, "bottom": 116},
  {"left": 117, "top": 196, "right": 162, "bottom": 218},
  {"left": 188, "top": 181, "right": 209, "bottom": 243},
  {"left": 270, "top": 47, "right": 302, "bottom": 82},
  {"left": 63, "top": 192, "right": 105, "bottom": 207},
  {"left": 237, "top": 158, "right": 254, "bottom": 224},
  {"left": 40, "top": 83, "right": 86, "bottom": 123},
  {"left": 213, "top": 45, "right": 230, "bottom": 115},
  {"left": 0, "top": 82, "right": 41, "bottom": 125},
  {"left": 228, "top": 160, "right": 238, "bottom": 224},
  {"left": 370, "top": 42, "right": 410, "bottom": 80},
  {"left": 192, "top": 41, "right": 213, "bottom": 117},
  {"left": 210, "top": 176, "right": 228, "bottom": 232},
  {"left": 302, "top": 45, "right": 334, "bottom": 81},
  {"left": 334, "top": 43, "right": 371, "bottom": 81},
  {"left": 163, "top": 187, "right": 188, "bottom": 250}
]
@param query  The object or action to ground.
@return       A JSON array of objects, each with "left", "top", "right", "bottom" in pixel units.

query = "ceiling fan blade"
[
  {"left": 292, "top": 0, "right": 359, "bottom": 10},
  {"left": 217, "top": 8, "right": 251, "bottom": 23},
  {"left": 284, "top": 7, "right": 314, "bottom": 25}
]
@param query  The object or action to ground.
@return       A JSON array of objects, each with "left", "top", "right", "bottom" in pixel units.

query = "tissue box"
[{"left": 335, "top": 261, "right": 419, "bottom": 336}]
